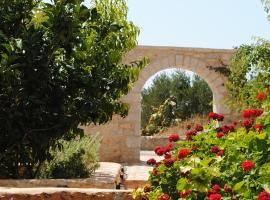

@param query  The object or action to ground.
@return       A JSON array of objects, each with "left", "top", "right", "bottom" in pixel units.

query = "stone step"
[
  {"left": 0, "top": 187, "right": 133, "bottom": 200},
  {"left": 0, "top": 162, "right": 122, "bottom": 189}
]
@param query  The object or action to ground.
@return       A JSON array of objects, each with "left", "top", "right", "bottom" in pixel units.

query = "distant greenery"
[
  {"left": 141, "top": 70, "right": 212, "bottom": 135},
  {"left": 37, "top": 135, "right": 100, "bottom": 179}
]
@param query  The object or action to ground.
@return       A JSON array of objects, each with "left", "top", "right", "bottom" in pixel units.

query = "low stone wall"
[
  {"left": 140, "top": 136, "right": 169, "bottom": 150},
  {"left": 0, "top": 162, "right": 121, "bottom": 189},
  {"left": 0, "top": 188, "right": 133, "bottom": 200}
]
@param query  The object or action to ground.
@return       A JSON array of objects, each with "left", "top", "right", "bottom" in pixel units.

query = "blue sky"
[{"left": 44, "top": 0, "right": 270, "bottom": 87}]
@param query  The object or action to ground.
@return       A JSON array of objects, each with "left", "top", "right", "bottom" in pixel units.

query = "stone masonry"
[{"left": 83, "top": 46, "right": 235, "bottom": 163}]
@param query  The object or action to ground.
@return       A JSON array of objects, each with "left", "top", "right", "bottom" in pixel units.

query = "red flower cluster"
[
  {"left": 164, "top": 143, "right": 173, "bottom": 153},
  {"left": 164, "top": 158, "right": 175, "bottom": 167},
  {"left": 257, "top": 191, "right": 270, "bottom": 200},
  {"left": 195, "top": 124, "right": 204, "bottom": 132},
  {"left": 186, "top": 124, "right": 192, "bottom": 129},
  {"left": 241, "top": 119, "right": 254, "bottom": 129},
  {"left": 224, "top": 184, "right": 233, "bottom": 194},
  {"left": 180, "top": 190, "right": 192, "bottom": 198},
  {"left": 242, "top": 109, "right": 263, "bottom": 118},
  {"left": 257, "top": 93, "right": 266, "bottom": 101},
  {"left": 211, "top": 184, "right": 220, "bottom": 193},
  {"left": 164, "top": 153, "right": 171, "bottom": 159},
  {"left": 220, "top": 124, "right": 234, "bottom": 134},
  {"left": 210, "top": 146, "right": 224, "bottom": 156},
  {"left": 178, "top": 148, "right": 191, "bottom": 159},
  {"left": 216, "top": 149, "right": 224, "bottom": 157},
  {"left": 146, "top": 158, "right": 156, "bottom": 166},
  {"left": 254, "top": 124, "right": 263, "bottom": 132},
  {"left": 152, "top": 168, "right": 158, "bottom": 176},
  {"left": 216, "top": 132, "right": 225, "bottom": 138},
  {"left": 241, "top": 160, "right": 255, "bottom": 172},
  {"left": 185, "top": 129, "right": 197, "bottom": 140},
  {"left": 210, "top": 146, "right": 220, "bottom": 153},
  {"left": 209, "top": 193, "right": 221, "bottom": 200},
  {"left": 208, "top": 112, "right": 224, "bottom": 121},
  {"left": 168, "top": 134, "right": 180, "bottom": 142},
  {"left": 154, "top": 146, "right": 164, "bottom": 156},
  {"left": 158, "top": 194, "right": 170, "bottom": 200}
]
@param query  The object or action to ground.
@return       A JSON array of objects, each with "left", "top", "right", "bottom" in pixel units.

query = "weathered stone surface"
[
  {"left": 83, "top": 45, "right": 235, "bottom": 163},
  {"left": 0, "top": 188, "right": 133, "bottom": 200},
  {"left": 140, "top": 136, "right": 170, "bottom": 150},
  {"left": 0, "top": 162, "right": 121, "bottom": 189}
]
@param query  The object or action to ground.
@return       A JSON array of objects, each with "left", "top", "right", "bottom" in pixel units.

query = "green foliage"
[
  {"left": 226, "top": 40, "right": 270, "bottom": 111},
  {"left": 0, "top": 0, "right": 146, "bottom": 178},
  {"left": 37, "top": 135, "right": 100, "bottom": 179},
  {"left": 134, "top": 96, "right": 270, "bottom": 200},
  {"left": 141, "top": 70, "right": 212, "bottom": 135}
]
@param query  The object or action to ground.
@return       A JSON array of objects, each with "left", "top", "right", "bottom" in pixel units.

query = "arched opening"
[{"left": 140, "top": 68, "right": 213, "bottom": 136}]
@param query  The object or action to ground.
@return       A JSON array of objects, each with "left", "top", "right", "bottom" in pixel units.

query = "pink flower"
[
  {"left": 257, "top": 93, "right": 266, "bottom": 101},
  {"left": 178, "top": 148, "right": 191, "bottom": 159},
  {"left": 168, "top": 134, "right": 180, "bottom": 142},
  {"left": 242, "top": 160, "right": 255, "bottom": 172},
  {"left": 146, "top": 158, "right": 156, "bottom": 166}
]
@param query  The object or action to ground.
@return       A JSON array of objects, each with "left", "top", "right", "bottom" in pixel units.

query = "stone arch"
[{"left": 84, "top": 46, "right": 235, "bottom": 163}]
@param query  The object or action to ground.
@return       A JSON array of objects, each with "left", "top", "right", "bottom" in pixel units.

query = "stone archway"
[{"left": 83, "top": 46, "right": 235, "bottom": 163}]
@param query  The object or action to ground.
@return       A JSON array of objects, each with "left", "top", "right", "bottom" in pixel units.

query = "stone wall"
[{"left": 0, "top": 188, "right": 133, "bottom": 200}]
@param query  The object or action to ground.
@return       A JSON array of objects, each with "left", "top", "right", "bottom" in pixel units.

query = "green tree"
[
  {"left": 226, "top": 40, "right": 270, "bottom": 110},
  {"left": 141, "top": 70, "right": 212, "bottom": 133},
  {"left": 0, "top": 0, "right": 146, "bottom": 178}
]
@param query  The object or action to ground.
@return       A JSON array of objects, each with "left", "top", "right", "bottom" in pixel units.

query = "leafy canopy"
[{"left": 0, "top": 0, "right": 146, "bottom": 178}]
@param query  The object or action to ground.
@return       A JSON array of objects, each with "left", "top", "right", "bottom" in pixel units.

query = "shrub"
[
  {"left": 133, "top": 92, "right": 270, "bottom": 200},
  {"left": 37, "top": 134, "right": 100, "bottom": 179}
]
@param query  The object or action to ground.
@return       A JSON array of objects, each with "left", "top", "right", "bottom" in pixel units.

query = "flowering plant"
[{"left": 133, "top": 92, "right": 270, "bottom": 200}]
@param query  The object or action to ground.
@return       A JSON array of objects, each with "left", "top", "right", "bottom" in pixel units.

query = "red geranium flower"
[
  {"left": 180, "top": 190, "right": 192, "bottom": 198},
  {"left": 242, "top": 109, "right": 263, "bottom": 118},
  {"left": 185, "top": 129, "right": 197, "bottom": 140},
  {"left": 164, "top": 143, "right": 173, "bottom": 153},
  {"left": 257, "top": 191, "right": 270, "bottom": 200},
  {"left": 186, "top": 124, "right": 192, "bottom": 130},
  {"left": 254, "top": 124, "right": 263, "bottom": 132},
  {"left": 210, "top": 146, "right": 220, "bottom": 153},
  {"left": 257, "top": 93, "right": 266, "bottom": 101},
  {"left": 164, "top": 158, "right": 174, "bottom": 167},
  {"left": 168, "top": 134, "right": 180, "bottom": 142},
  {"left": 209, "top": 193, "right": 221, "bottom": 200},
  {"left": 178, "top": 148, "right": 190, "bottom": 159},
  {"left": 158, "top": 194, "right": 170, "bottom": 200},
  {"left": 212, "top": 184, "right": 220, "bottom": 193},
  {"left": 195, "top": 124, "right": 204, "bottom": 132},
  {"left": 224, "top": 184, "right": 233, "bottom": 194},
  {"left": 146, "top": 158, "right": 156, "bottom": 166},
  {"left": 242, "top": 160, "right": 255, "bottom": 172},
  {"left": 216, "top": 132, "right": 225, "bottom": 138},
  {"left": 154, "top": 146, "right": 164, "bottom": 156},
  {"left": 217, "top": 149, "right": 224, "bottom": 157},
  {"left": 152, "top": 168, "right": 158, "bottom": 176},
  {"left": 241, "top": 119, "right": 254, "bottom": 129}
]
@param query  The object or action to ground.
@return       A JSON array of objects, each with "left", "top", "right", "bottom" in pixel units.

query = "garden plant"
[{"left": 133, "top": 91, "right": 270, "bottom": 200}]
